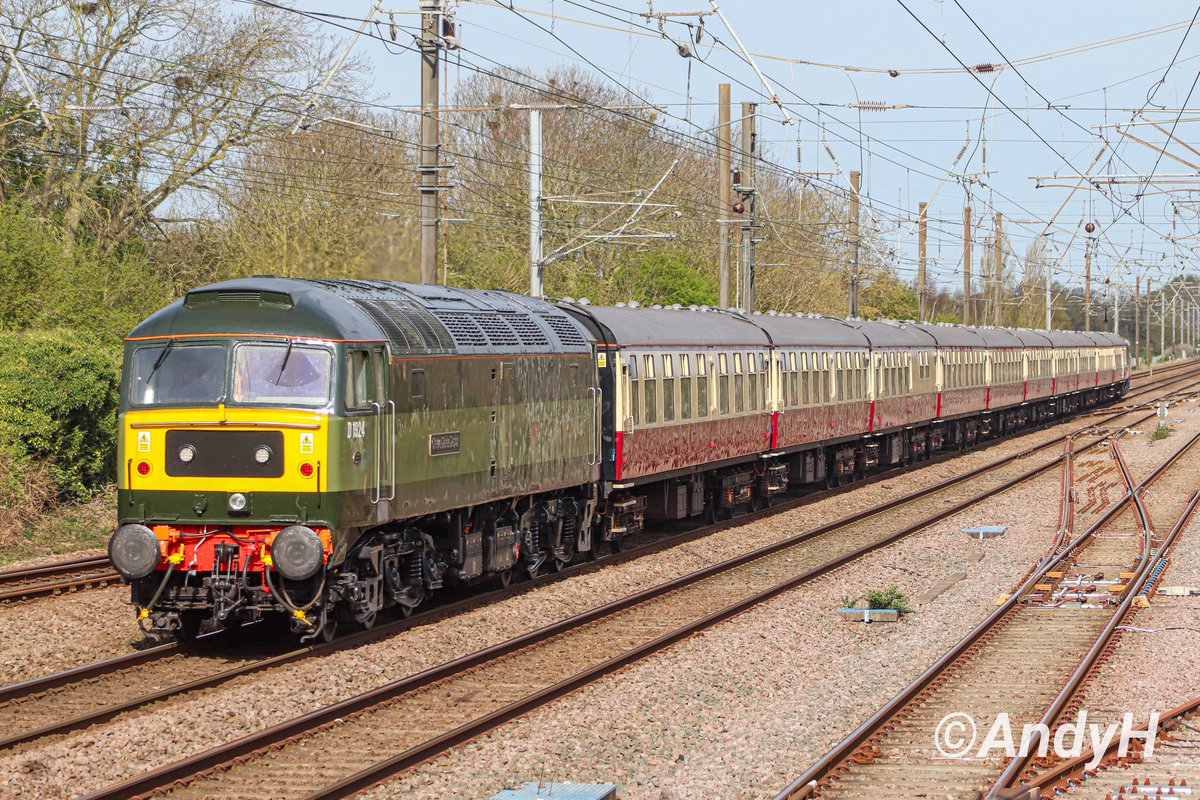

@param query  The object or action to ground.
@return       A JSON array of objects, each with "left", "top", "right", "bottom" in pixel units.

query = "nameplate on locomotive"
[{"left": 429, "top": 431, "right": 461, "bottom": 456}]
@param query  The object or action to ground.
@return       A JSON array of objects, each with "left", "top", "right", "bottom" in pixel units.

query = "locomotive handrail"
[
  {"left": 587, "top": 387, "right": 602, "bottom": 466},
  {"left": 370, "top": 401, "right": 382, "bottom": 504},
  {"left": 386, "top": 399, "right": 397, "bottom": 501}
]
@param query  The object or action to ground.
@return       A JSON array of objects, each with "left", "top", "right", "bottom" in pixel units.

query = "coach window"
[
  {"left": 643, "top": 352, "right": 662, "bottom": 422},
  {"left": 680, "top": 354, "right": 692, "bottom": 420},
  {"left": 715, "top": 357, "right": 724, "bottom": 419},
  {"left": 643, "top": 355, "right": 658, "bottom": 424},
  {"left": 628, "top": 356, "right": 640, "bottom": 426},
  {"left": 800, "top": 354, "right": 810, "bottom": 405},
  {"left": 759, "top": 353, "right": 769, "bottom": 410},
  {"left": 746, "top": 352, "right": 758, "bottom": 411},
  {"left": 697, "top": 354, "right": 710, "bottom": 418},
  {"left": 733, "top": 353, "right": 745, "bottom": 413},
  {"left": 663, "top": 354, "right": 676, "bottom": 423},
  {"left": 786, "top": 353, "right": 796, "bottom": 407}
]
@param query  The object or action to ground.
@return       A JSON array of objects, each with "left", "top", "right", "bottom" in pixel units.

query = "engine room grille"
[
  {"left": 433, "top": 312, "right": 489, "bottom": 347},
  {"left": 544, "top": 315, "right": 589, "bottom": 348},
  {"left": 505, "top": 314, "right": 551, "bottom": 347},
  {"left": 351, "top": 299, "right": 453, "bottom": 353},
  {"left": 475, "top": 314, "right": 520, "bottom": 347}
]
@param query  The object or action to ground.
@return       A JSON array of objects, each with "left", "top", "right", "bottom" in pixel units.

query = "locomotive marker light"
[
  {"left": 109, "top": 524, "right": 160, "bottom": 580},
  {"left": 228, "top": 492, "right": 248, "bottom": 512},
  {"left": 254, "top": 446, "right": 272, "bottom": 465},
  {"left": 178, "top": 445, "right": 195, "bottom": 464},
  {"left": 271, "top": 525, "right": 324, "bottom": 580}
]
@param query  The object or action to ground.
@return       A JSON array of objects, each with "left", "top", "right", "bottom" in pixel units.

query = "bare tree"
[{"left": 0, "top": 0, "right": 369, "bottom": 246}]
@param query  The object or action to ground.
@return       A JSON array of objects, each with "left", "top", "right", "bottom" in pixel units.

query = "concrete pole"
[
  {"left": 1045, "top": 258, "right": 1052, "bottom": 332},
  {"left": 917, "top": 201, "right": 928, "bottom": 322},
  {"left": 717, "top": 83, "right": 731, "bottom": 309},
  {"left": 1146, "top": 278, "right": 1153, "bottom": 363},
  {"left": 849, "top": 170, "right": 861, "bottom": 318},
  {"left": 741, "top": 102, "right": 757, "bottom": 314},
  {"left": 418, "top": 1, "right": 441, "bottom": 284},
  {"left": 1161, "top": 290, "right": 1166, "bottom": 357},
  {"left": 528, "top": 108, "right": 543, "bottom": 297},
  {"left": 993, "top": 211, "right": 1002, "bottom": 326},
  {"left": 1113, "top": 280, "right": 1120, "bottom": 335},
  {"left": 963, "top": 205, "right": 972, "bottom": 326},
  {"left": 1084, "top": 244, "right": 1092, "bottom": 332},
  {"left": 1135, "top": 276, "right": 1141, "bottom": 365}
]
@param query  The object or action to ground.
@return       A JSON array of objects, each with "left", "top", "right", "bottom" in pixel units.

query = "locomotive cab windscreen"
[{"left": 128, "top": 341, "right": 334, "bottom": 409}]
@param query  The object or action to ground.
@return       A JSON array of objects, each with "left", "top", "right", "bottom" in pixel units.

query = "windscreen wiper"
[
  {"left": 274, "top": 339, "right": 295, "bottom": 383},
  {"left": 146, "top": 338, "right": 176, "bottom": 381}
]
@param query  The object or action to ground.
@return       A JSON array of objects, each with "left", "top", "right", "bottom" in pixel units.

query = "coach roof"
[
  {"left": 569, "top": 305, "right": 771, "bottom": 348},
  {"left": 751, "top": 314, "right": 870, "bottom": 348}
]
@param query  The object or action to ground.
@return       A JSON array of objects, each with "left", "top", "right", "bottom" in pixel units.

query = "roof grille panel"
[
  {"left": 544, "top": 315, "right": 589, "bottom": 348},
  {"left": 350, "top": 298, "right": 453, "bottom": 353},
  {"left": 433, "top": 312, "right": 489, "bottom": 348},
  {"left": 475, "top": 314, "right": 519, "bottom": 347},
  {"left": 505, "top": 314, "right": 551, "bottom": 347}
]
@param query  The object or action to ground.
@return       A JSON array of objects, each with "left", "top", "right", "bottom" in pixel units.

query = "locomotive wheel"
[
  {"left": 553, "top": 556, "right": 571, "bottom": 572},
  {"left": 357, "top": 612, "right": 376, "bottom": 631},
  {"left": 496, "top": 569, "right": 513, "bottom": 589},
  {"left": 320, "top": 616, "right": 338, "bottom": 643}
]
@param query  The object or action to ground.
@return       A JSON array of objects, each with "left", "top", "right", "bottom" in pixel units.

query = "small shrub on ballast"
[
  {"left": 864, "top": 586, "right": 913, "bottom": 614},
  {"left": 1151, "top": 426, "right": 1173, "bottom": 441}
]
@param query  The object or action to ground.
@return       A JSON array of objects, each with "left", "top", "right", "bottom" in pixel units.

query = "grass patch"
[
  {"left": 0, "top": 486, "right": 114, "bottom": 568},
  {"left": 1151, "top": 426, "right": 1174, "bottom": 441},
  {"left": 864, "top": 585, "right": 913, "bottom": 614}
]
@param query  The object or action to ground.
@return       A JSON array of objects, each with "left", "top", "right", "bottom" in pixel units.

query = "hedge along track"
[
  {"left": 0, "top": 555, "right": 118, "bottom": 603},
  {"left": 75, "top": 407, "right": 1163, "bottom": 800},
  {"left": 773, "top": 427, "right": 1200, "bottom": 800},
  {"left": 0, "top": 360, "right": 1192, "bottom": 609},
  {"left": 3, "top": 374, "right": 1189, "bottom": 757}
]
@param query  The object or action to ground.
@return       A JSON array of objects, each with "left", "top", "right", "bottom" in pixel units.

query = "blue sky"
[{"left": 290, "top": 1, "right": 1200, "bottom": 299}]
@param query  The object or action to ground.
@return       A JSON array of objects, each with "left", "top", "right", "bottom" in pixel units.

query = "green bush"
[
  {"left": 0, "top": 204, "right": 170, "bottom": 341},
  {"left": 865, "top": 585, "right": 913, "bottom": 613},
  {"left": 1151, "top": 426, "right": 1173, "bottom": 441},
  {"left": 0, "top": 330, "right": 120, "bottom": 504}
]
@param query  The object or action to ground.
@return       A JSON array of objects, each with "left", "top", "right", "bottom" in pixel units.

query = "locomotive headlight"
[
  {"left": 271, "top": 525, "right": 323, "bottom": 580},
  {"left": 178, "top": 445, "right": 196, "bottom": 464},
  {"left": 108, "top": 524, "right": 160, "bottom": 580},
  {"left": 228, "top": 492, "right": 248, "bottom": 512},
  {"left": 254, "top": 446, "right": 272, "bottom": 465}
]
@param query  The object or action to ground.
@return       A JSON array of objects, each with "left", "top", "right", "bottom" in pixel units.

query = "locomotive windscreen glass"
[
  {"left": 233, "top": 344, "right": 332, "bottom": 407},
  {"left": 131, "top": 344, "right": 225, "bottom": 406}
]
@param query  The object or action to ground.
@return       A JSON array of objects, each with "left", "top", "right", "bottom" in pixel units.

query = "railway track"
[
  {"left": 773, "top": 426, "right": 1200, "bottom": 800},
  {"left": 0, "top": 360, "right": 1193, "bottom": 609},
  {"left": 0, "top": 374, "right": 1189, "bottom": 768},
  {"left": 1018, "top": 695, "right": 1200, "bottom": 797},
  {"left": 0, "top": 554, "right": 118, "bottom": 603},
  {"left": 71, "top": 407, "right": 1173, "bottom": 798}
]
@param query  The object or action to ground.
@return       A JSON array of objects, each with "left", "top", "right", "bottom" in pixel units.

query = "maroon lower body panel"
[
  {"left": 775, "top": 401, "right": 871, "bottom": 450},
  {"left": 618, "top": 414, "right": 771, "bottom": 480}
]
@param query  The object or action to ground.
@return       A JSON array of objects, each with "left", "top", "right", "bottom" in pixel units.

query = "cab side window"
[{"left": 345, "top": 350, "right": 372, "bottom": 410}]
